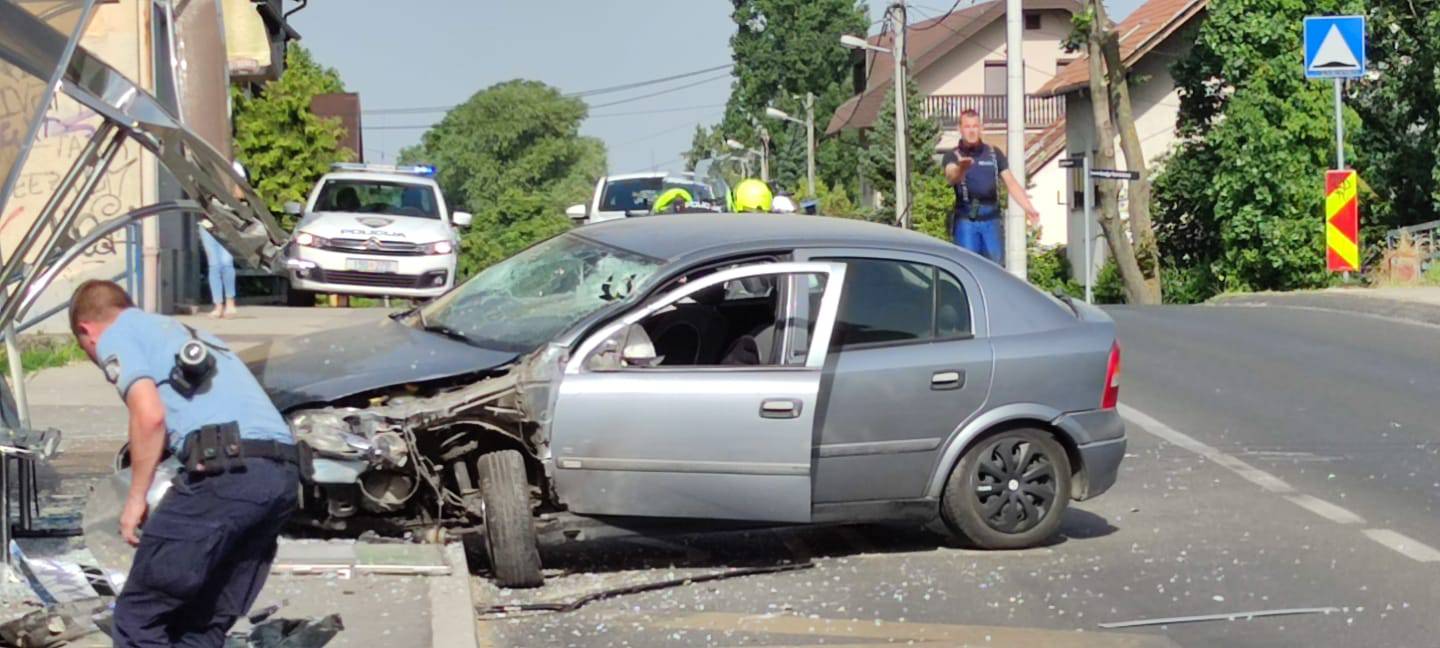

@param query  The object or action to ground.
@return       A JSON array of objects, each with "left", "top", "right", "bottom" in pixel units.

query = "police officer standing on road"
[
  {"left": 942, "top": 109, "right": 1041, "bottom": 264},
  {"left": 69, "top": 280, "right": 299, "bottom": 647}
]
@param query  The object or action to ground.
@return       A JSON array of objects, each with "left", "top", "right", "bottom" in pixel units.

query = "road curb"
[
  {"left": 430, "top": 542, "right": 481, "bottom": 648},
  {"left": 1210, "top": 291, "right": 1440, "bottom": 327}
]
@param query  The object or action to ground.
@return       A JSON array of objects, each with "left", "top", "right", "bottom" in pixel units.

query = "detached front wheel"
[
  {"left": 476, "top": 449, "right": 543, "bottom": 588},
  {"left": 941, "top": 429, "right": 1071, "bottom": 549}
]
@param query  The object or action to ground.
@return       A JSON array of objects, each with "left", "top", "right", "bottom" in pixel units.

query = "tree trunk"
[
  {"left": 1083, "top": 4, "right": 1149, "bottom": 303},
  {"left": 1093, "top": 0, "right": 1162, "bottom": 304}
]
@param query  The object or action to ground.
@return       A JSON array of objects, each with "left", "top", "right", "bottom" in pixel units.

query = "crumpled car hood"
[{"left": 245, "top": 316, "right": 517, "bottom": 412}]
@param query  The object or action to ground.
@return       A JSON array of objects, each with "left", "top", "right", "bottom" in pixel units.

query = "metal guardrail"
[{"left": 1387, "top": 219, "right": 1439, "bottom": 249}]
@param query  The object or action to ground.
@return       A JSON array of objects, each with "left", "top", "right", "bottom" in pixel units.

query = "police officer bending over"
[{"left": 69, "top": 280, "right": 298, "bottom": 647}]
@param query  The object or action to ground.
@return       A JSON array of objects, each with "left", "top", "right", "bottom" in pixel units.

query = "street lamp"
[
  {"left": 765, "top": 93, "right": 816, "bottom": 199},
  {"left": 841, "top": 3, "right": 909, "bottom": 228},
  {"left": 725, "top": 138, "right": 768, "bottom": 182}
]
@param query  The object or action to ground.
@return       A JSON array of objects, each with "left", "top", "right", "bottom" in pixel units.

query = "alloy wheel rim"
[{"left": 972, "top": 437, "right": 1057, "bottom": 534}]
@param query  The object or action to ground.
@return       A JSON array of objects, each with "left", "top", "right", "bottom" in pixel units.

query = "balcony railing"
[{"left": 922, "top": 94, "right": 1066, "bottom": 129}]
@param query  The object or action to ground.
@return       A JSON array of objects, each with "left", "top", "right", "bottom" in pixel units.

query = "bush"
[
  {"left": 1028, "top": 244, "right": 1084, "bottom": 298},
  {"left": 1093, "top": 260, "right": 1125, "bottom": 304},
  {"left": 1162, "top": 264, "right": 1222, "bottom": 304}
]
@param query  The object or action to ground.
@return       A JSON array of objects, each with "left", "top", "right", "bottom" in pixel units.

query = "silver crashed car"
[{"left": 249, "top": 214, "right": 1127, "bottom": 587}]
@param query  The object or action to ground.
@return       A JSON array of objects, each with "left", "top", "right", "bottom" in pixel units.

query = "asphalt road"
[{"left": 474, "top": 303, "right": 1439, "bottom": 647}]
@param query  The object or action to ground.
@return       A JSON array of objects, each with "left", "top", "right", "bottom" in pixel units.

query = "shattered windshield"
[{"left": 416, "top": 233, "right": 662, "bottom": 352}]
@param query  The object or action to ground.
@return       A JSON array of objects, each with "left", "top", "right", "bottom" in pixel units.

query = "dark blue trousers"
[
  {"left": 113, "top": 458, "right": 298, "bottom": 648},
  {"left": 953, "top": 214, "right": 1004, "bottom": 264}
]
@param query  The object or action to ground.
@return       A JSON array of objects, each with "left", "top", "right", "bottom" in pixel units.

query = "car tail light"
[{"left": 1101, "top": 341, "right": 1121, "bottom": 409}]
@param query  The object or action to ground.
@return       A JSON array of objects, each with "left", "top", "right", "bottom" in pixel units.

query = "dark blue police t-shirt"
[{"left": 943, "top": 143, "right": 1009, "bottom": 209}]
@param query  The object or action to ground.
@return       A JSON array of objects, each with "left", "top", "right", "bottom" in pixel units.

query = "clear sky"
[{"left": 289, "top": 1, "right": 1146, "bottom": 175}]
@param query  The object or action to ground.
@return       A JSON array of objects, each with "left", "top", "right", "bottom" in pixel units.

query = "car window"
[
  {"left": 600, "top": 177, "right": 664, "bottom": 212},
  {"left": 936, "top": 269, "right": 972, "bottom": 337},
  {"left": 829, "top": 258, "right": 971, "bottom": 348},
  {"left": 619, "top": 271, "right": 826, "bottom": 369},
  {"left": 315, "top": 179, "right": 441, "bottom": 219}
]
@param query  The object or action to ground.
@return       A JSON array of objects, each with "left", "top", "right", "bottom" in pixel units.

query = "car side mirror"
[
  {"left": 588, "top": 324, "right": 661, "bottom": 371},
  {"left": 620, "top": 324, "right": 661, "bottom": 368},
  {"left": 452, "top": 211, "right": 473, "bottom": 227},
  {"left": 565, "top": 203, "right": 588, "bottom": 222},
  {"left": 283, "top": 201, "right": 304, "bottom": 216}
]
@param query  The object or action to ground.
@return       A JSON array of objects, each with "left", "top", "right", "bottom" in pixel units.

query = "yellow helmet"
[
  {"left": 733, "top": 179, "right": 773, "bottom": 213},
  {"left": 650, "top": 187, "right": 693, "bottom": 214}
]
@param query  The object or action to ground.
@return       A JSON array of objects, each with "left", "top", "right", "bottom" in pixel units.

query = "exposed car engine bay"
[{"left": 284, "top": 356, "right": 554, "bottom": 535}]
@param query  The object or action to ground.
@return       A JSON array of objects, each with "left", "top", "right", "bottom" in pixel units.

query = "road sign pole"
[
  {"left": 1333, "top": 78, "right": 1345, "bottom": 170},
  {"left": 1083, "top": 153, "right": 1094, "bottom": 304}
]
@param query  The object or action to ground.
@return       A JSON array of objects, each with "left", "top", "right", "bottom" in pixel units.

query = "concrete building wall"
[
  {"left": 1031, "top": 156, "right": 1069, "bottom": 246},
  {"left": 4, "top": 1, "right": 156, "bottom": 332},
  {"left": 920, "top": 11, "right": 1073, "bottom": 97}
]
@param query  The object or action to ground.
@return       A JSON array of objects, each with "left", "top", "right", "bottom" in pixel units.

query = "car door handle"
[
  {"left": 931, "top": 370, "right": 965, "bottom": 391},
  {"left": 760, "top": 399, "right": 803, "bottom": 419}
]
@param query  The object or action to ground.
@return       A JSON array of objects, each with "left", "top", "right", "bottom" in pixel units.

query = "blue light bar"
[{"left": 331, "top": 162, "right": 438, "bottom": 177}]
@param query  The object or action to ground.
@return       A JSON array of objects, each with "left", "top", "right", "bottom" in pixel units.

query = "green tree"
[
  {"left": 859, "top": 78, "right": 940, "bottom": 220},
  {"left": 1352, "top": 1, "right": 1440, "bottom": 232},
  {"left": 232, "top": 46, "right": 353, "bottom": 230},
  {"left": 401, "top": 80, "right": 605, "bottom": 277},
  {"left": 690, "top": 0, "right": 868, "bottom": 190},
  {"left": 1157, "top": 0, "right": 1362, "bottom": 295}
]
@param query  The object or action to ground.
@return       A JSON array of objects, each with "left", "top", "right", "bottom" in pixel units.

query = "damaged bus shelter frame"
[{"left": 0, "top": 0, "right": 289, "bottom": 563}]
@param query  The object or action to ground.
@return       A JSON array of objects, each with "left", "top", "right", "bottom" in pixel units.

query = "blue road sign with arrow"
[{"left": 1304, "top": 16, "right": 1366, "bottom": 79}]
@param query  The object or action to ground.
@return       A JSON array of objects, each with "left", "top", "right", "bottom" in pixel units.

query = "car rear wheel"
[
  {"left": 476, "top": 449, "right": 543, "bottom": 588},
  {"left": 941, "top": 429, "right": 1071, "bottom": 549}
]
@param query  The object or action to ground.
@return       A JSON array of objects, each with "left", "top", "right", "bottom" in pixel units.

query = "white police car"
[{"left": 285, "top": 163, "right": 472, "bottom": 299}]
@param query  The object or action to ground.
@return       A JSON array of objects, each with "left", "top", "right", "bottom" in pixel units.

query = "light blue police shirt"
[{"left": 96, "top": 308, "right": 293, "bottom": 453}]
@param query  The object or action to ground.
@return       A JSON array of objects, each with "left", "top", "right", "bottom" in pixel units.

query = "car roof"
[
  {"left": 575, "top": 213, "right": 959, "bottom": 261},
  {"left": 604, "top": 172, "right": 694, "bottom": 182},
  {"left": 321, "top": 171, "right": 440, "bottom": 186}
]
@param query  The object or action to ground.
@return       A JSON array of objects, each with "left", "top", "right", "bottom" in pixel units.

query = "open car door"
[{"left": 550, "top": 262, "right": 846, "bottom": 523}]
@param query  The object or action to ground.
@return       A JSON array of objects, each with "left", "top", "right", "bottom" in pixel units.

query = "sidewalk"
[
  {"left": 7, "top": 305, "right": 480, "bottom": 648},
  {"left": 1211, "top": 286, "right": 1440, "bottom": 327}
]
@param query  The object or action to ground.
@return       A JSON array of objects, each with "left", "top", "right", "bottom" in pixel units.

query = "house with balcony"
[{"left": 827, "top": 0, "right": 1082, "bottom": 245}]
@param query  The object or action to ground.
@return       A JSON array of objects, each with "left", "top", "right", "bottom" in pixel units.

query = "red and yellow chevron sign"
[{"left": 1325, "top": 170, "right": 1360, "bottom": 272}]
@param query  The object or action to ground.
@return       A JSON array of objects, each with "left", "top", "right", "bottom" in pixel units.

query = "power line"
[
  {"left": 588, "top": 103, "right": 727, "bottom": 119},
  {"left": 909, "top": 0, "right": 966, "bottom": 30},
  {"left": 567, "top": 64, "right": 732, "bottom": 98},
  {"left": 587, "top": 73, "right": 732, "bottom": 110},
  {"left": 361, "top": 103, "right": 727, "bottom": 131},
  {"left": 361, "top": 63, "right": 733, "bottom": 116}
]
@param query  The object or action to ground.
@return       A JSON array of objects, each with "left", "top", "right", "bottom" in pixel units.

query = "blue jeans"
[
  {"left": 199, "top": 228, "right": 236, "bottom": 305},
  {"left": 953, "top": 208, "right": 1003, "bottom": 264}
]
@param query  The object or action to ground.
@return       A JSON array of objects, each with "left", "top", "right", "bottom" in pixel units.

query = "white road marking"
[
  {"left": 1122, "top": 404, "right": 1440, "bottom": 564},
  {"left": 1118, "top": 404, "right": 1293, "bottom": 493},
  {"left": 1285, "top": 494, "right": 1366, "bottom": 525},
  {"left": 1362, "top": 529, "right": 1440, "bottom": 563},
  {"left": 1215, "top": 302, "right": 1440, "bottom": 332}
]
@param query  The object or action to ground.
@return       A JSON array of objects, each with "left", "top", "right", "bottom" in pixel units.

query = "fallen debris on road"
[
  {"left": 1098, "top": 607, "right": 1341, "bottom": 629},
  {"left": 475, "top": 561, "right": 815, "bottom": 618}
]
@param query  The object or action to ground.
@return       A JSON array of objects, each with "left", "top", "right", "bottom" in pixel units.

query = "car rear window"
[{"left": 829, "top": 258, "right": 973, "bottom": 348}]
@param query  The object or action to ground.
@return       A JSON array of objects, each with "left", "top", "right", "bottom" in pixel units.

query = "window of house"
[
  {"left": 1024, "top": 12, "right": 1042, "bottom": 30},
  {"left": 828, "top": 259, "right": 972, "bottom": 349},
  {"left": 984, "top": 62, "right": 1007, "bottom": 96}
]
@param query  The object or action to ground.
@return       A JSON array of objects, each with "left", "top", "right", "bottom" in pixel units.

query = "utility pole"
[
  {"left": 759, "top": 126, "right": 771, "bottom": 182},
  {"left": 892, "top": 1, "right": 910, "bottom": 228},
  {"left": 805, "top": 92, "right": 817, "bottom": 198},
  {"left": 1004, "top": 0, "right": 1027, "bottom": 278}
]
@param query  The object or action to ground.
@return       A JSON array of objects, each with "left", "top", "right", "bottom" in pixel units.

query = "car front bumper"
[
  {"left": 1055, "top": 408, "right": 1126, "bottom": 501},
  {"left": 287, "top": 246, "right": 455, "bottom": 298}
]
